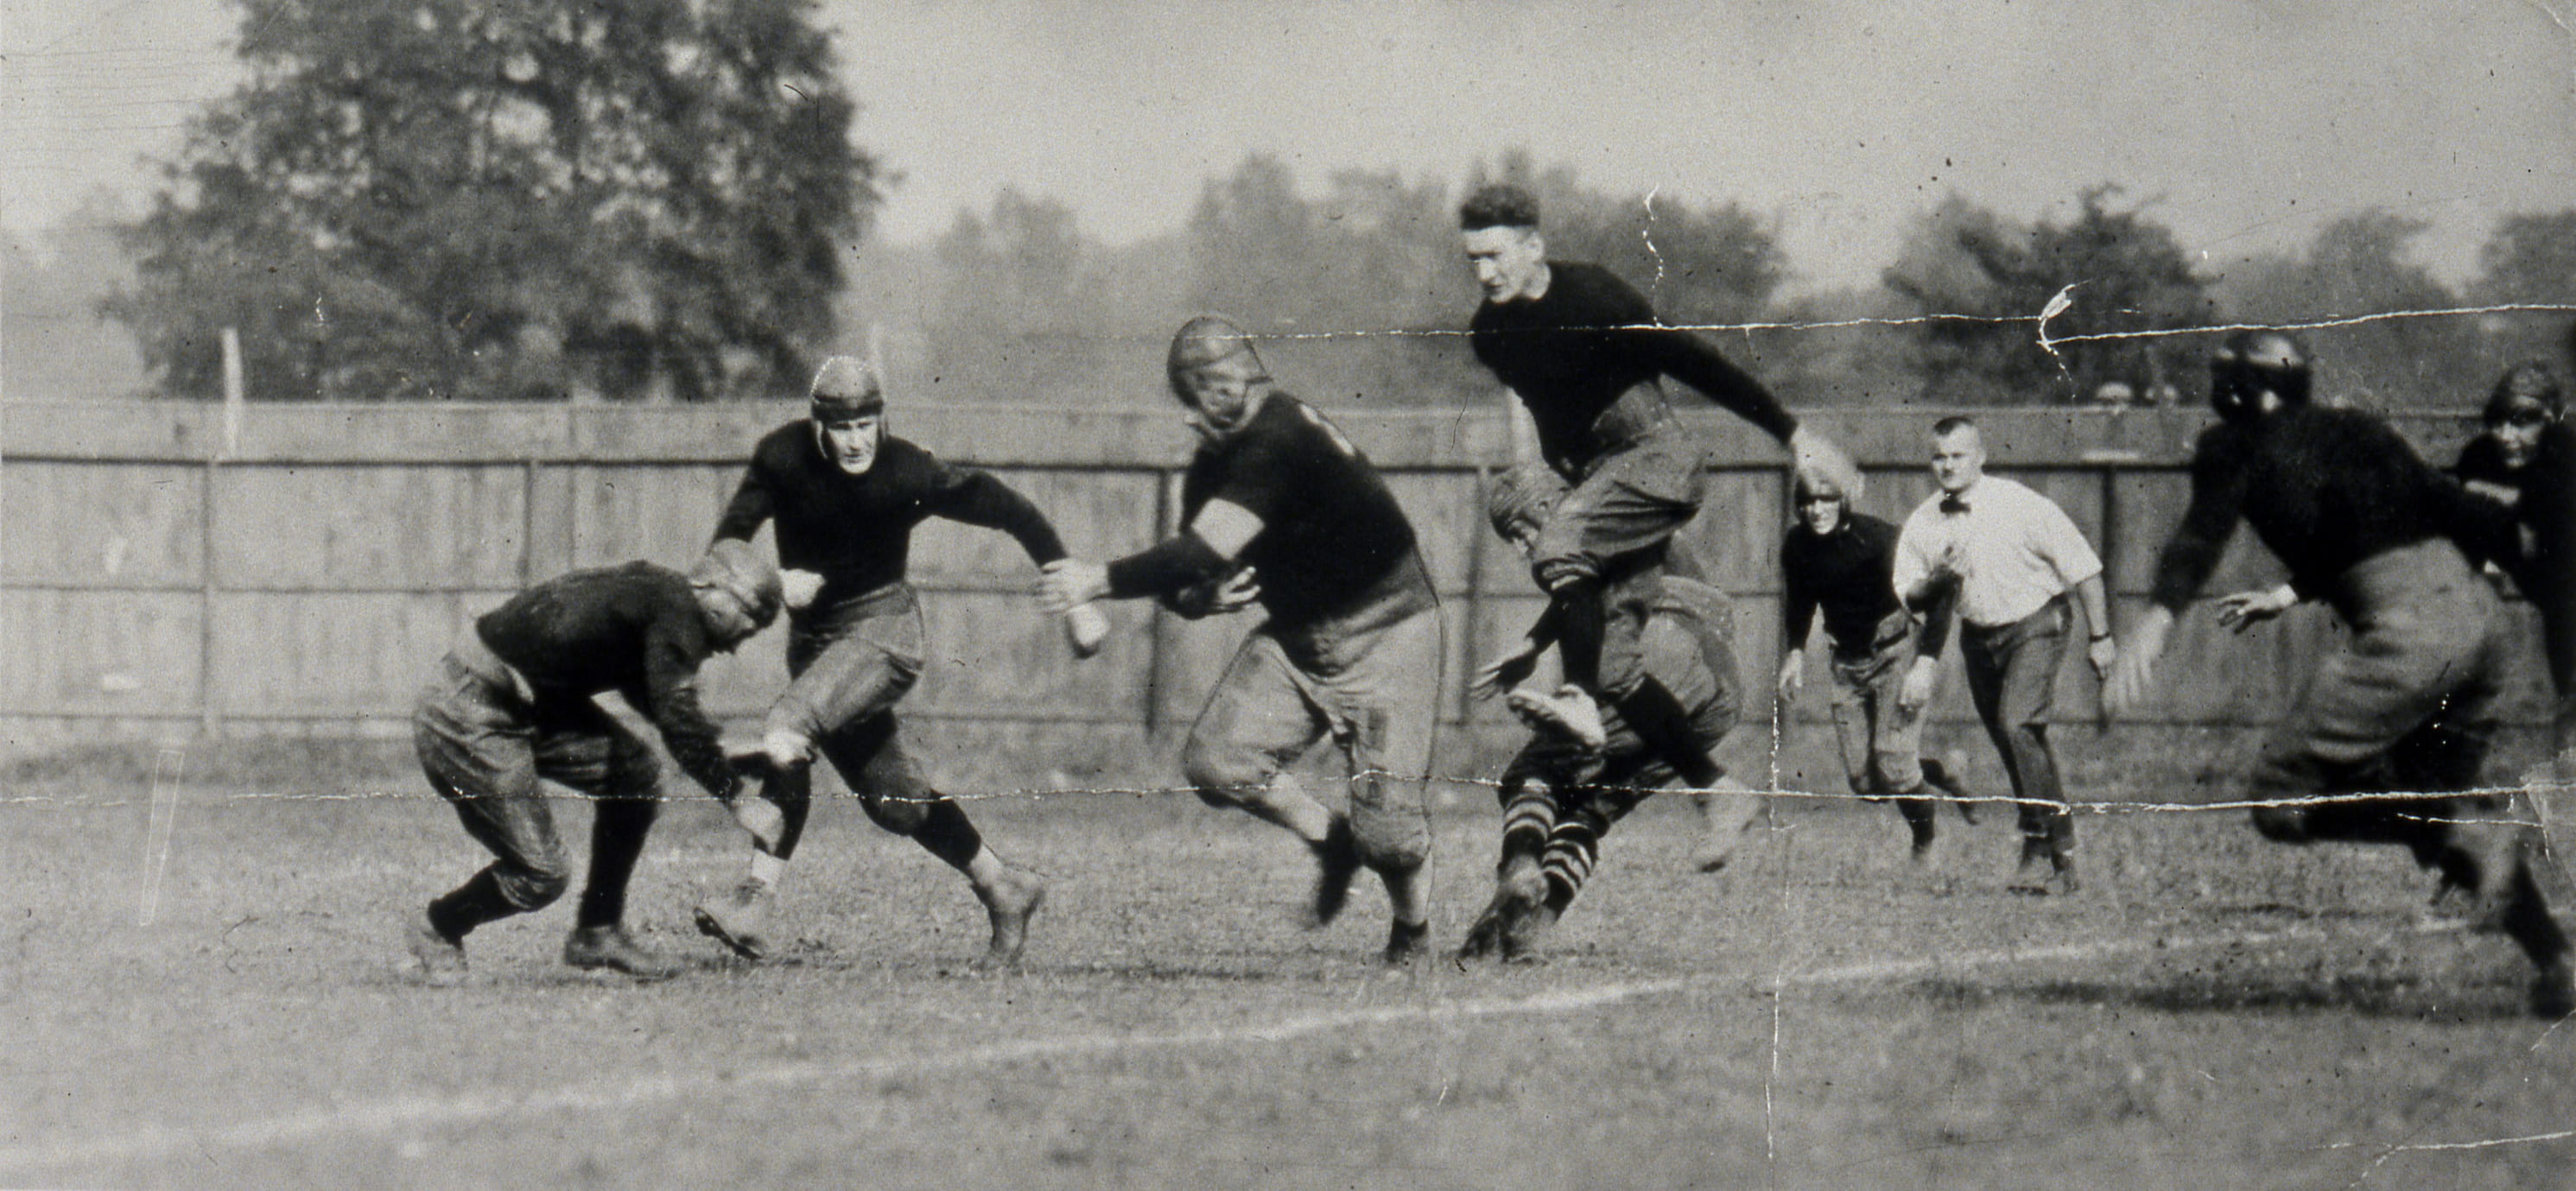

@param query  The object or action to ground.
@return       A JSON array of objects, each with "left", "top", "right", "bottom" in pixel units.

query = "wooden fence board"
[
  {"left": 4, "top": 399, "right": 2547, "bottom": 768},
  {"left": 1, "top": 460, "right": 203, "bottom": 587}
]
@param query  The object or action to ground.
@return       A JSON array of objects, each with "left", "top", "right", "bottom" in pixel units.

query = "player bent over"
[
  {"left": 404, "top": 542, "right": 782, "bottom": 986},
  {"left": 1040, "top": 316, "right": 1444, "bottom": 965},
  {"left": 1775, "top": 464, "right": 1976, "bottom": 861},
  {"left": 2107, "top": 330, "right": 2576, "bottom": 1017},
  {"left": 693, "top": 356, "right": 1080, "bottom": 969},
  {"left": 1461, "top": 465, "right": 1758, "bottom": 960}
]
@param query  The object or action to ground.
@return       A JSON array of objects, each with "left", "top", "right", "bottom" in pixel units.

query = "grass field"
[{"left": 4, "top": 738, "right": 2573, "bottom": 1190}]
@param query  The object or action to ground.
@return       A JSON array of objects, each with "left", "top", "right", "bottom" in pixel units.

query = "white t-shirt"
[{"left": 1893, "top": 475, "right": 2103, "bottom": 630}]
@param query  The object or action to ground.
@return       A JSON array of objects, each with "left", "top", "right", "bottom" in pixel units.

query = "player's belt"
[
  {"left": 1589, "top": 383, "right": 1678, "bottom": 454},
  {"left": 796, "top": 580, "right": 918, "bottom": 636},
  {"left": 450, "top": 629, "right": 539, "bottom": 708}
]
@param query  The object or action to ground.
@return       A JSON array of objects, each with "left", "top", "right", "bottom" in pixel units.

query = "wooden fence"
[{"left": 3, "top": 397, "right": 2555, "bottom": 777}]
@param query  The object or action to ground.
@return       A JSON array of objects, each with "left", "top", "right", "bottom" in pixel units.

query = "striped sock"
[
  {"left": 1501, "top": 781, "right": 1557, "bottom": 871},
  {"left": 1539, "top": 819, "right": 1601, "bottom": 913}
]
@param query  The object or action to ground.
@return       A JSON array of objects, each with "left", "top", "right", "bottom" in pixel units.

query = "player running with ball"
[{"left": 1039, "top": 316, "right": 1444, "bottom": 965}]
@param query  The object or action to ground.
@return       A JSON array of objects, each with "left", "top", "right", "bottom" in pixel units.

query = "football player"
[
  {"left": 1459, "top": 464, "right": 1762, "bottom": 961},
  {"left": 2108, "top": 330, "right": 2576, "bottom": 1016},
  {"left": 1459, "top": 183, "right": 1857, "bottom": 801},
  {"left": 404, "top": 541, "right": 781, "bottom": 985},
  {"left": 1039, "top": 316, "right": 1444, "bottom": 965},
  {"left": 691, "top": 356, "right": 1078, "bottom": 969}
]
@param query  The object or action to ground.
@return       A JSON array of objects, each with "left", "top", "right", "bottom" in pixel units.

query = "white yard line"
[{"left": 0, "top": 922, "right": 2454, "bottom": 1173}]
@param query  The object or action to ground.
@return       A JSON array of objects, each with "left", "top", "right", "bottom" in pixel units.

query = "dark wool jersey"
[
  {"left": 1468, "top": 260, "right": 1798, "bottom": 478},
  {"left": 1182, "top": 394, "right": 1432, "bottom": 629},
  {"left": 2453, "top": 422, "right": 2576, "bottom": 608},
  {"left": 473, "top": 561, "right": 733, "bottom": 799},
  {"left": 1782, "top": 512, "right": 1951, "bottom": 661},
  {"left": 713, "top": 423, "right": 1069, "bottom": 612},
  {"left": 2151, "top": 406, "right": 2492, "bottom": 618}
]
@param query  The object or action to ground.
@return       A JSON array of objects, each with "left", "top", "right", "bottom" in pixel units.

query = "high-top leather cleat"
[
  {"left": 693, "top": 880, "right": 775, "bottom": 960},
  {"left": 1383, "top": 918, "right": 1432, "bottom": 967},
  {"left": 404, "top": 912, "right": 468, "bottom": 988},
  {"left": 2008, "top": 837, "right": 2080, "bottom": 896},
  {"left": 564, "top": 925, "right": 682, "bottom": 982},
  {"left": 1457, "top": 861, "right": 1547, "bottom": 963},
  {"left": 972, "top": 865, "right": 1047, "bottom": 971}
]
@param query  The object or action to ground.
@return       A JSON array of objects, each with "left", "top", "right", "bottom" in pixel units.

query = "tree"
[
  {"left": 2475, "top": 210, "right": 2576, "bottom": 369},
  {"left": 933, "top": 187, "right": 1088, "bottom": 339},
  {"left": 1883, "top": 187, "right": 2210, "bottom": 404},
  {"left": 5, "top": 191, "right": 151, "bottom": 400},
  {"left": 2223, "top": 211, "right": 2484, "bottom": 409},
  {"left": 105, "top": 0, "right": 873, "bottom": 402}
]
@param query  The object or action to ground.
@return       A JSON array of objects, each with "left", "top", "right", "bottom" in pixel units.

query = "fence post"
[
  {"left": 198, "top": 450, "right": 220, "bottom": 739},
  {"left": 1141, "top": 466, "right": 1183, "bottom": 740}
]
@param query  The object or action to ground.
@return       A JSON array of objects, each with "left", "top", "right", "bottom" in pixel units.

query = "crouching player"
[
  {"left": 692, "top": 356, "right": 1075, "bottom": 969},
  {"left": 1459, "top": 465, "right": 1758, "bottom": 961},
  {"left": 403, "top": 541, "right": 782, "bottom": 985},
  {"left": 1039, "top": 316, "right": 1443, "bottom": 965},
  {"left": 1775, "top": 463, "right": 1977, "bottom": 861}
]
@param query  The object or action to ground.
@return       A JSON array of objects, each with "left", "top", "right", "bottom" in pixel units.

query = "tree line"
[{"left": 18, "top": 0, "right": 2574, "bottom": 408}]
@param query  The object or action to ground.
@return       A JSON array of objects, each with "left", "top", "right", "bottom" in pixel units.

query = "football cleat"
[
  {"left": 694, "top": 880, "right": 775, "bottom": 960},
  {"left": 973, "top": 866, "right": 1047, "bottom": 971},
  {"left": 563, "top": 925, "right": 682, "bottom": 982},
  {"left": 404, "top": 912, "right": 468, "bottom": 988}
]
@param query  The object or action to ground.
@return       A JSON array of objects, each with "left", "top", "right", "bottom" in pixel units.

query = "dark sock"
[
  {"left": 1895, "top": 795, "right": 1936, "bottom": 846},
  {"left": 912, "top": 797, "right": 986, "bottom": 871},
  {"left": 766, "top": 762, "right": 814, "bottom": 861},
  {"left": 428, "top": 868, "right": 516, "bottom": 941},
  {"left": 1609, "top": 675, "right": 1722, "bottom": 789},
  {"left": 577, "top": 793, "right": 658, "bottom": 929}
]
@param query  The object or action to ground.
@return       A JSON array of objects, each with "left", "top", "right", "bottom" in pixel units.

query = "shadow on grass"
[{"left": 1906, "top": 972, "right": 2530, "bottom": 1021}]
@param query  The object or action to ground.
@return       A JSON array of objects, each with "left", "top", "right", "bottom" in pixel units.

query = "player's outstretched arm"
[{"left": 1040, "top": 498, "right": 1266, "bottom": 614}]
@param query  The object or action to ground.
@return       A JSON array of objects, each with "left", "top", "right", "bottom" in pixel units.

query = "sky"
[{"left": 6, "top": 0, "right": 2574, "bottom": 294}]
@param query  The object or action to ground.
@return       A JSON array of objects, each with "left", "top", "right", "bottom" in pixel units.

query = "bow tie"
[{"left": 1940, "top": 495, "right": 1971, "bottom": 514}]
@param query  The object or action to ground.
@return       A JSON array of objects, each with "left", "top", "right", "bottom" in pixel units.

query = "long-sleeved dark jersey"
[
  {"left": 1468, "top": 260, "right": 1798, "bottom": 478},
  {"left": 1782, "top": 512, "right": 1954, "bottom": 661},
  {"left": 2150, "top": 406, "right": 2492, "bottom": 618},
  {"left": 713, "top": 422, "right": 1069, "bottom": 611},
  {"left": 473, "top": 561, "right": 734, "bottom": 799},
  {"left": 1180, "top": 393, "right": 1433, "bottom": 630},
  {"left": 2453, "top": 421, "right": 2576, "bottom": 609}
]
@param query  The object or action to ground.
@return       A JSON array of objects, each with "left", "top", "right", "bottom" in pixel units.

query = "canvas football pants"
[
  {"left": 1182, "top": 602, "right": 1444, "bottom": 875},
  {"left": 412, "top": 638, "right": 660, "bottom": 926},
  {"left": 758, "top": 585, "right": 979, "bottom": 865}
]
